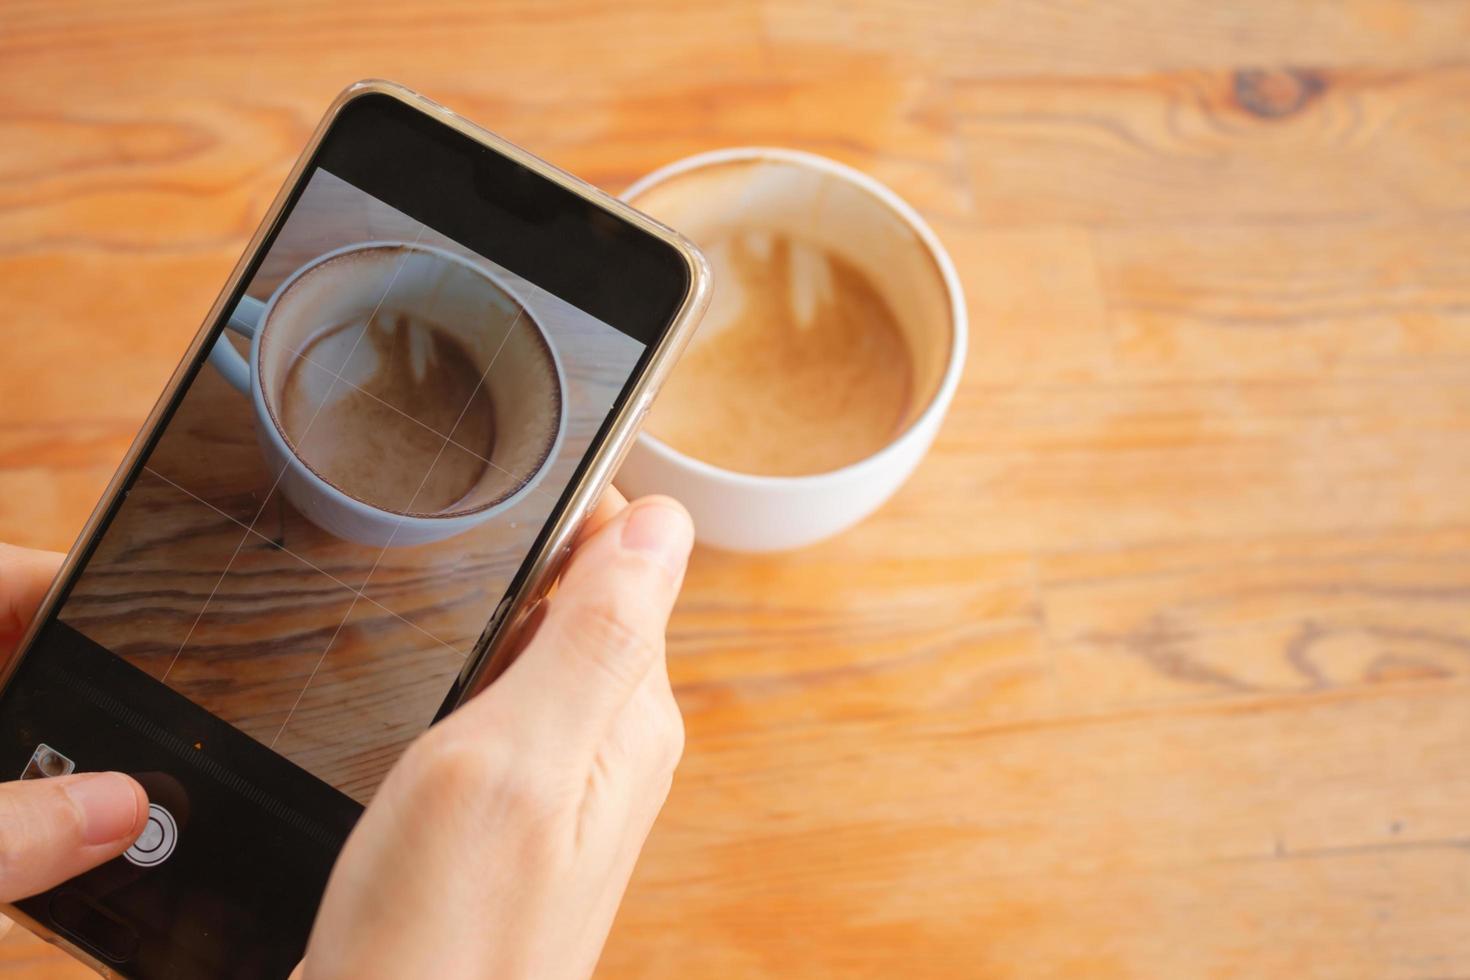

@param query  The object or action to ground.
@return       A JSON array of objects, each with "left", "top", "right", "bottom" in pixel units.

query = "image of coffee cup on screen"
[
  {"left": 55, "top": 168, "right": 643, "bottom": 804},
  {"left": 206, "top": 242, "right": 567, "bottom": 548}
]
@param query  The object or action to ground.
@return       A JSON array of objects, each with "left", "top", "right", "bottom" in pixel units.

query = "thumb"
[
  {"left": 482, "top": 496, "right": 693, "bottom": 749},
  {"left": 0, "top": 772, "right": 148, "bottom": 901}
]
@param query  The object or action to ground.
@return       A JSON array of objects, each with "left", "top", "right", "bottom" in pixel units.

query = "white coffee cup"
[
  {"left": 208, "top": 241, "right": 566, "bottom": 548},
  {"left": 617, "top": 148, "right": 967, "bottom": 552}
]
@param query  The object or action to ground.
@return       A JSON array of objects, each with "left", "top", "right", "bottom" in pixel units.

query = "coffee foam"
[
  {"left": 255, "top": 243, "right": 563, "bottom": 519},
  {"left": 631, "top": 159, "right": 953, "bottom": 421},
  {"left": 633, "top": 159, "right": 954, "bottom": 477},
  {"left": 281, "top": 311, "right": 497, "bottom": 515},
  {"left": 646, "top": 230, "right": 913, "bottom": 476}
]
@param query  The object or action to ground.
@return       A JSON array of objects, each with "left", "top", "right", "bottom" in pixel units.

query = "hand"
[
  {"left": 0, "top": 545, "right": 149, "bottom": 906},
  {"left": 302, "top": 490, "right": 694, "bottom": 980}
]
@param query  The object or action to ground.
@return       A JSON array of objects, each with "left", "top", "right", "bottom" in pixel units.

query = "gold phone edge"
[{"left": 0, "top": 78, "right": 710, "bottom": 973}]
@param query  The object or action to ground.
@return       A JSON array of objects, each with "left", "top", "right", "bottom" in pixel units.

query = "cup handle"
[{"left": 207, "top": 294, "right": 266, "bottom": 395}]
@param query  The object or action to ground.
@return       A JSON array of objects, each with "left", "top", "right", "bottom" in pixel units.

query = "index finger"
[{"left": 1, "top": 544, "right": 63, "bottom": 659}]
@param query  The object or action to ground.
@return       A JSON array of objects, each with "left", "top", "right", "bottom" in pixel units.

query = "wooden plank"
[
  {"left": 609, "top": 849, "right": 1470, "bottom": 978},
  {"left": 951, "top": 67, "right": 1470, "bottom": 227},
  {"left": 762, "top": 0, "right": 1470, "bottom": 78},
  {"left": 868, "top": 373, "right": 1470, "bottom": 554},
  {"left": 670, "top": 546, "right": 1052, "bottom": 732},
  {"left": 936, "top": 222, "right": 1115, "bottom": 386},
  {"left": 0, "top": 2, "right": 768, "bottom": 103},
  {"left": 0, "top": 928, "right": 90, "bottom": 979},
  {"left": 1043, "top": 525, "right": 1470, "bottom": 709},
  {"left": 608, "top": 682, "right": 1470, "bottom": 978},
  {"left": 1096, "top": 219, "right": 1470, "bottom": 383}
]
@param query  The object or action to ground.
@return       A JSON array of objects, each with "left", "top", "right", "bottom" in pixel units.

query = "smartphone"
[{"left": 0, "top": 80, "right": 708, "bottom": 978}]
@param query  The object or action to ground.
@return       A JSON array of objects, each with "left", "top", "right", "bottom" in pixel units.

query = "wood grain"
[{"left": 2, "top": 0, "right": 1469, "bottom": 977}]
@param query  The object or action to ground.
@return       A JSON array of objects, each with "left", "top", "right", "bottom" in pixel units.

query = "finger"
[
  {"left": 575, "top": 485, "right": 628, "bottom": 547},
  {"left": 0, "top": 773, "right": 148, "bottom": 902},
  {"left": 0, "top": 544, "right": 63, "bottom": 656},
  {"left": 594, "top": 661, "right": 683, "bottom": 833},
  {"left": 484, "top": 496, "right": 692, "bottom": 748},
  {"left": 471, "top": 487, "right": 635, "bottom": 695}
]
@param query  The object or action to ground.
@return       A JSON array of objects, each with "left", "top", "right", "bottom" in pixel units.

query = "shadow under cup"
[{"left": 251, "top": 243, "right": 564, "bottom": 546}]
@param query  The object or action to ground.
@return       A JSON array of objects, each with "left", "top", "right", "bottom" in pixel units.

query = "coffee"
[
  {"left": 278, "top": 310, "right": 496, "bottom": 514},
  {"left": 646, "top": 230, "right": 913, "bottom": 476}
]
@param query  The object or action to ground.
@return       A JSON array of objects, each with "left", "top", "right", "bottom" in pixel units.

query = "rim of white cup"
[
  {"left": 622, "top": 146, "right": 968, "bottom": 489},
  {"left": 251, "top": 239, "right": 568, "bottom": 521}
]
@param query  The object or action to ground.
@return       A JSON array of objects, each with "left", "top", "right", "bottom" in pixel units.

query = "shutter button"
[{"left": 124, "top": 804, "right": 177, "bottom": 868}]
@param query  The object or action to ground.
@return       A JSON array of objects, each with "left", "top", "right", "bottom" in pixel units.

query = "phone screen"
[{"left": 0, "top": 91, "right": 691, "bottom": 977}]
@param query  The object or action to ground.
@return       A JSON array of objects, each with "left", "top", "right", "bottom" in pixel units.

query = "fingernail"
[
  {"left": 621, "top": 501, "right": 693, "bottom": 575},
  {"left": 63, "top": 773, "right": 141, "bottom": 846}
]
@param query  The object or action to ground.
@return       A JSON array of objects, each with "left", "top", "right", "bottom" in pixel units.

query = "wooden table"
[{"left": 3, "top": 1, "right": 1469, "bottom": 976}]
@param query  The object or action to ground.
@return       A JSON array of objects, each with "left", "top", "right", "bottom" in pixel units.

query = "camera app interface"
[{"left": 54, "top": 168, "right": 646, "bottom": 803}]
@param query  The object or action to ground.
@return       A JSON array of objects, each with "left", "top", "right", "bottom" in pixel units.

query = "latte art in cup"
[
  {"left": 646, "top": 230, "right": 915, "bottom": 477},
  {"left": 279, "top": 310, "right": 498, "bottom": 515},
  {"left": 619, "top": 148, "right": 967, "bottom": 552},
  {"left": 209, "top": 241, "right": 567, "bottom": 547}
]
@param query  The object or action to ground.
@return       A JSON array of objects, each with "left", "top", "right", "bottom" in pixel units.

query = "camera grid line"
[
  {"left": 259, "top": 329, "right": 548, "bottom": 504},
  {"left": 160, "top": 226, "right": 430, "bottom": 684},
  {"left": 140, "top": 467, "right": 466, "bottom": 663},
  {"left": 266, "top": 303, "right": 527, "bottom": 750}
]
